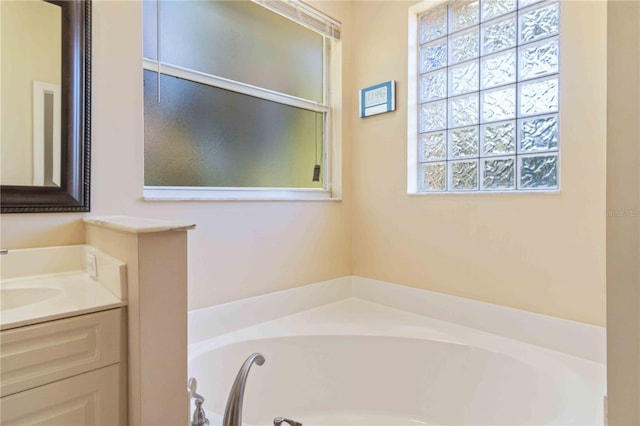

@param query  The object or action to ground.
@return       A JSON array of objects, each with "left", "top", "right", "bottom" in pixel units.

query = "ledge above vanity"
[
  {"left": 83, "top": 215, "right": 196, "bottom": 233},
  {"left": 0, "top": 245, "right": 127, "bottom": 330}
]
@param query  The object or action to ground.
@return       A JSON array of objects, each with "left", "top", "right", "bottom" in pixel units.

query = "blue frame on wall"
[{"left": 359, "top": 80, "right": 396, "bottom": 118}]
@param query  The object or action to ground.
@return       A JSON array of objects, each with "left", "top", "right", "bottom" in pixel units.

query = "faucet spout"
[{"left": 222, "top": 353, "right": 265, "bottom": 426}]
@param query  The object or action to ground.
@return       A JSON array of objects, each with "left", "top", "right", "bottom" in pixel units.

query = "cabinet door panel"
[
  {"left": 1, "top": 309, "right": 122, "bottom": 397},
  {"left": 0, "top": 364, "right": 122, "bottom": 425}
]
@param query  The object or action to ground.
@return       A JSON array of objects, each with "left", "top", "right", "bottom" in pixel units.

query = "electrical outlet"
[{"left": 86, "top": 253, "right": 98, "bottom": 278}]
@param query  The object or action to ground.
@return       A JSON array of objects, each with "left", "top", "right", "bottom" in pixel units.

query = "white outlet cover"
[{"left": 86, "top": 253, "right": 98, "bottom": 277}]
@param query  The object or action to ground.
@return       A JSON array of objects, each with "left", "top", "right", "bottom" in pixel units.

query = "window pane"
[
  {"left": 421, "top": 162, "right": 447, "bottom": 191},
  {"left": 449, "top": 126, "right": 479, "bottom": 159},
  {"left": 143, "top": 0, "right": 324, "bottom": 102},
  {"left": 449, "top": 160, "right": 479, "bottom": 190},
  {"left": 420, "top": 39, "right": 448, "bottom": 73},
  {"left": 482, "top": 85, "right": 516, "bottom": 123},
  {"left": 519, "top": 76, "right": 559, "bottom": 116},
  {"left": 519, "top": 37, "right": 559, "bottom": 80},
  {"left": 420, "top": 101, "right": 447, "bottom": 132},
  {"left": 420, "top": 70, "right": 447, "bottom": 102},
  {"left": 449, "top": 94, "right": 479, "bottom": 128},
  {"left": 482, "top": 0, "right": 516, "bottom": 21},
  {"left": 481, "top": 14, "right": 517, "bottom": 55},
  {"left": 519, "top": 0, "right": 544, "bottom": 8},
  {"left": 449, "top": 60, "right": 479, "bottom": 96},
  {"left": 519, "top": 2, "right": 559, "bottom": 44},
  {"left": 481, "top": 157, "right": 516, "bottom": 190},
  {"left": 143, "top": 71, "right": 323, "bottom": 188},
  {"left": 449, "top": 0, "right": 479, "bottom": 33},
  {"left": 518, "top": 114, "right": 559, "bottom": 152},
  {"left": 420, "top": 132, "right": 447, "bottom": 162},
  {"left": 420, "top": 4, "right": 448, "bottom": 43},
  {"left": 519, "top": 154, "right": 559, "bottom": 189},
  {"left": 481, "top": 121, "right": 516, "bottom": 156},
  {"left": 449, "top": 27, "right": 479, "bottom": 64},
  {"left": 481, "top": 49, "right": 516, "bottom": 89}
]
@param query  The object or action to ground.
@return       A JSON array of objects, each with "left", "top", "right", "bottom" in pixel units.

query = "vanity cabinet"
[{"left": 0, "top": 308, "right": 127, "bottom": 425}]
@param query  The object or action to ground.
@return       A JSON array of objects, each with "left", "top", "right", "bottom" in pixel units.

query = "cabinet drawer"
[
  {"left": 1, "top": 364, "right": 123, "bottom": 425},
  {"left": 1, "top": 309, "right": 123, "bottom": 397}
]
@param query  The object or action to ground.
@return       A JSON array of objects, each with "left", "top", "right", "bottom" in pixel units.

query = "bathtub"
[{"left": 189, "top": 297, "right": 605, "bottom": 425}]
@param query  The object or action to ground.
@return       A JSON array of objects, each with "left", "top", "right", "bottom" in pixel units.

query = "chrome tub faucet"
[{"left": 223, "top": 353, "right": 265, "bottom": 426}]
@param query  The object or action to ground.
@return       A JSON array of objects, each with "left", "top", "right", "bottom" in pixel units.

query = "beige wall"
[
  {"left": 0, "top": 0, "right": 354, "bottom": 310},
  {"left": 350, "top": 1, "right": 607, "bottom": 326},
  {"left": 0, "top": 1, "right": 610, "bottom": 327},
  {"left": 606, "top": 1, "right": 640, "bottom": 423},
  {"left": 0, "top": 0, "right": 61, "bottom": 185}
]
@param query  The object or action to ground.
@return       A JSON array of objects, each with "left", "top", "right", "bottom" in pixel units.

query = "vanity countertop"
[{"left": 0, "top": 271, "right": 126, "bottom": 331}]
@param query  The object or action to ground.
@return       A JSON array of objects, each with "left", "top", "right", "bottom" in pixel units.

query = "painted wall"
[
  {"left": 0, "top": 0, "right": 354, "bottom": 310},
  {"left": 350, "top": 1, "right": 607, "bottom": 325},
  {"left": 0, "top": 1, "right": 610, "bottom": 327},
  {"left": 0, "top": 0, "right": 61, "bottom": 185},
  {"left": 606, "top": 1, "right": 640, "bottom": 423}
]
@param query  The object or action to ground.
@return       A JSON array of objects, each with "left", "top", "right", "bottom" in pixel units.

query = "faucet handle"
[
  {"left": 274, "top": 417, "right": 303, "bottom": 426},
  {"left": 188, "top": 377, "right": 209, "bottom": 426},
  {"left": 188, "top": 377, "right": 198, "bottom": 399}
]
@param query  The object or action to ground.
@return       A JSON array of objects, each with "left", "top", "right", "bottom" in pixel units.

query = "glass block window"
[{"left": 417, "top": 0, "right": 559, "bottom": 192}]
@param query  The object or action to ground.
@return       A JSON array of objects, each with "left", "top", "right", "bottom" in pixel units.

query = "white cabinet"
[{"left": 0, "top": 309, "right": 126, "bottom": 425}]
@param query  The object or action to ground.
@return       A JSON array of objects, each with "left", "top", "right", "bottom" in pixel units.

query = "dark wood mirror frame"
[{"left": 1, "top": 0, "right": 91, "bottom": 214}]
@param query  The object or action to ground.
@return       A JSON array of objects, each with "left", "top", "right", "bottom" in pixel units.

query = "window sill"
[
  {"left": 407, "top": 189, "right": 561, "bottom": 196},
  {"left": 143, "top": 186, "right": 341, "bottom": 202}
]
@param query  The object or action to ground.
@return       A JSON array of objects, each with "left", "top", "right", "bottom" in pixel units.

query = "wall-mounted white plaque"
[{"left": 359, "top": 80, "right": 396, "bottom": 118}]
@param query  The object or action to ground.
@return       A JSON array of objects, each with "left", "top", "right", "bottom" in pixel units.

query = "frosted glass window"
[
  {"left": 143, "top": 0, "right": 323, "bottom": 102},
  {"left": 144, "top": 72, "right": 323, "bottom": 188},
  {"left": 143, "top": 0, "right": 339, "bottom": 191},
  {"left": 417, "top": 0, "right": 560, "bottom": 192}
]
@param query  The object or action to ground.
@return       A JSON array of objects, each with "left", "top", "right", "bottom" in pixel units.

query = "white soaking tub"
[{"left": 189, "top": 298, "right": 605, "bottom": 426}]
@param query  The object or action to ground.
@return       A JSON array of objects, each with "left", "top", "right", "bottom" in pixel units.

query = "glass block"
[
  {"left": 421, "top": 162, "right": 447, "bottom": 191},
  {"left": 420, "top": 132, "right": 447, "bottom": 161},
  {"left": 519, "top": 76, "right": 559, "bottom": 116},
  {"left": 481, "top": 49, "right": 516, "bottom": 89},
  {"left": 420, "top": 70, "right": 447, "bottom": 103},
  {"left": 449, "top": 126, "right": 479, "bottom": 158},
  {"left": 481, "top": 0, "right": 516, "bottom": 22},
  {"left": 449, "top": 28, "right": 479, "bottom": 65},
  {"left": 519, "top": 2, "right": 559, "bottom": 44},
  {"left": 449, "top": 0, "right": 479, "bottom": 33},
  {"left": 449, "top": 94, "right": 479, "bottom": 128},
  {"left": 449, "top": 160, "right": 479, "bottom": 190},
  {"left": 420, "top": 5, "right": 448, "bottom": 44},
  {"left": 519, "top": 154, "right": 558, "bottom": 189},
  {"left": 420, "top": 40, "right": 448, "bottom": 73},
  {"left": 481, "top": 14, "right": 516, "bottom": 55},
  {"left": 481, "top": 121, "right": 516, "bottom": 155},
  {"left": 449, "top": 61, "right": 479, "bottom": 96},
  {"left": 518, "top": 114, "right": 559, "bottom": 152},
  {"left": 519, "top": 37, "right": 559, "bottom": 81},
  {"left": 482, "top": 157, "right": 515, "bottom": 190},
  {"left": 482, "top": 85, "right": 516, "bottom": 123},
  {"left": 519, "top": 0, "right": 544, "bottom": 8},
  {"left": 420, "top": 101, "right": 447, "bottom": 132}
]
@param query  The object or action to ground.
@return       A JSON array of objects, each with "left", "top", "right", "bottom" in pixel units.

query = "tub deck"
[{"left": 189, "top": 298, "right": 606, "bottom": 425}]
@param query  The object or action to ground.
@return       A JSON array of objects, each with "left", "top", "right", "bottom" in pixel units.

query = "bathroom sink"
[{"left": 0, "top": 288, "right": 63, "bottom": 311}]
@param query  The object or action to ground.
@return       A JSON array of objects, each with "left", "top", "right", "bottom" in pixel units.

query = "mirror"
[{"left": 1, "top": 0, "right": 91, "bottom": 213}]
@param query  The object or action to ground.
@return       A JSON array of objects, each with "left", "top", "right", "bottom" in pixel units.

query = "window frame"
[
  {"left": 142, "top": 0, "right": 343, "bottom": 201},
  {"left": 407, "top": 0, "right": 561, "bottom": 195}
]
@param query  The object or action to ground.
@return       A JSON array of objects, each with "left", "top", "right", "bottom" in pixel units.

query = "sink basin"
[{"left": 1, "top": 288, "right": 63, "bottom": 311}]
